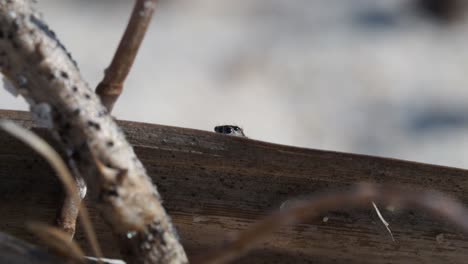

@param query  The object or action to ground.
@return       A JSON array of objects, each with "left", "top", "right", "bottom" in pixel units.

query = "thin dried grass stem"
[
  {"left": 0, "top": 121, "right": 103, "bottom": 261},
  {"left": 194, "top": 183, "right": 468, "bottom": 264}
]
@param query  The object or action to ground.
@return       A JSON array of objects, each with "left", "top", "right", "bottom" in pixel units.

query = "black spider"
[{"left": 214, "top": 125, "right": 245, "bottom": 137}]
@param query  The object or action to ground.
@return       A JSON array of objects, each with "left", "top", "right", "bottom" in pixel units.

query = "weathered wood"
[{"left": 1, "top": 109, "right": 468, "bottom": 263}]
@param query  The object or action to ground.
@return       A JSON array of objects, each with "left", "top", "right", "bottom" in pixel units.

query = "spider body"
[{"left": 214, "top": 125, "right": 246, "bottom": 137}]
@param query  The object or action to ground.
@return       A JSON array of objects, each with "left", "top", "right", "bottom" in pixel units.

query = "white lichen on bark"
[{"left": 0, "top": 1, "right": 187, "bottom": 263}]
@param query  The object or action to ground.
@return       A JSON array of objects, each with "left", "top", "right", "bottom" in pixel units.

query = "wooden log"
[{"left": 1, "top": 109, "right": 468, "bottom": 263}]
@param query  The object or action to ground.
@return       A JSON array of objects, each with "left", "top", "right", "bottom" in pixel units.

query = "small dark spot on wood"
[
  {"left": 60, "top": 71, "right": 68, "bottom": 79},
  {"left": 276, "top": 190, "right": 288, "bottom": 196},
  {"left": 191, "top": 192, "right": 196, "bottom": 197}
]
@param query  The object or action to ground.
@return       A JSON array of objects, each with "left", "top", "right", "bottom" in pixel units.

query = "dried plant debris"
[
  {"left": 26, "top": 222, "right": 85, "bottom": 262},
  {"left": 194, "top": 183, "right": 468, "bottom": 264},
  {"left": 372, "top": 201, "right": 395, "bottom": 242},
  {"left": 0, "top": 1, "right": 187, "bottom": 262},
  {"left": 0, "top": 120, "right": 102, "bottom": 260}
]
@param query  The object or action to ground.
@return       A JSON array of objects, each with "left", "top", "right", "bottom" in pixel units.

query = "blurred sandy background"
[{"left": 2, "top": 0, "right": 468, "bottom": 168}]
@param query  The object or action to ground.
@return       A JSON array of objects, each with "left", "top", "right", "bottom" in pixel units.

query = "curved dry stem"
[
  {"left": 26, "top": 222, "right": 85, "bottom": 262},
  {"left": 0, "top": 121, "right": 103, "bottom": 261},
  {"left": 96, "top": 0, "right": 157, "bottom": 111},
  {"left": 193, "top": 183, "right": 468, "bottom": 264}
]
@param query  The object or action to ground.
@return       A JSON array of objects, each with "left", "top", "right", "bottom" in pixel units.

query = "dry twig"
[
  {"left": 194, "top": 183, "right": 468, "bottom": 264},
  {"left": 26, "top": 222, "right": 86, "bottom": 262},
  {"left": 0, "top": 1, "right": 187, "bottom": 263},
  {"left": 95, "top": 0, "right": 157, "bottom": 111}
]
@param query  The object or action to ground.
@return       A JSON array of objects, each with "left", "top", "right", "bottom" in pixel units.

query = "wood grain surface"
[{"left": 1, "top": 109, "right": 467, "bottom": 263}]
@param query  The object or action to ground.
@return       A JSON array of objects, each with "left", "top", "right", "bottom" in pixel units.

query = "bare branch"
[
  {"left": 0, "top": 1, "right": 187, "bottom": 263},
  {"left": 193, "top": 183, "right": 468, "bottom": 264},
  {"left": 95, "top": 0, "right": 157, "bottom": 111}
]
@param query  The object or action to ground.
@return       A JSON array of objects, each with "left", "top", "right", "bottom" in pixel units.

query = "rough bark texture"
[
  {"left": 0, "top": 1, "right": 187, "bottom": 263},
  {"left": 1, "top": 110, "right": 468, "bottom": 263}
]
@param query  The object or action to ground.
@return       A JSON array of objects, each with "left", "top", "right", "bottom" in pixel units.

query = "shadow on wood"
[
  {"left": 0, "top": 110, "right": 467, "bottom": 263},
  {"left": 0, "top": 232, "right": 64, "bottom": 264}
]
